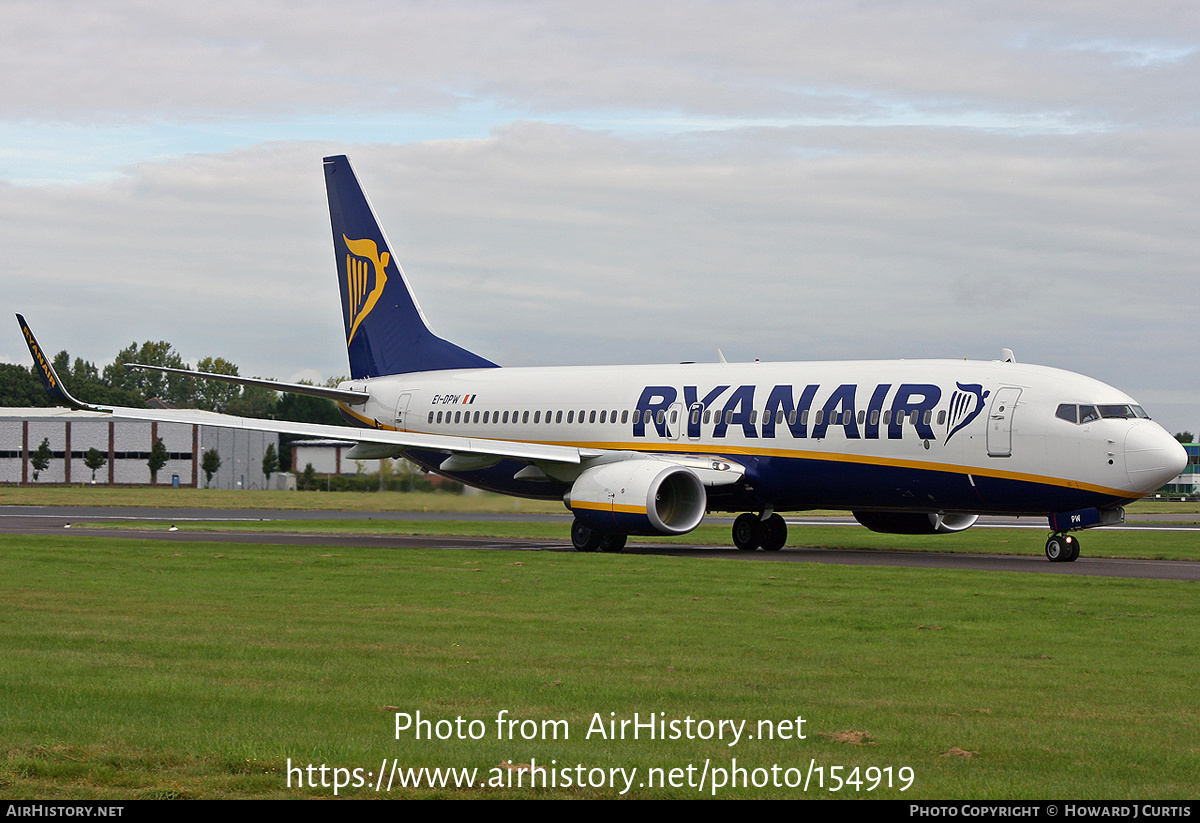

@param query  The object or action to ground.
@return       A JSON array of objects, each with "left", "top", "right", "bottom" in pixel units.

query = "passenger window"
[
  {"left": 589, "top": 410, "right": 596, "bottom": 424},
  {"left": 621, "top": 410, "right": 628, "bottom": 424},
  {"left": 870, "top": 410, "right": 879, "bottom": 426},
  {"left": 814, "top": 410, "right": 824, "bottom": 425},
  {"left": 704, "top": 409, "right": 711, "bottom": 424},
  {"left": 858, "top": 410, "right": 866, "bottom": 425},
  {"left": 556, "top": 411, "right": 563, "bottom": 424},
  {"left": 523, "top": 411, "right": 529, "bottom": 423},
  {"left": 788, "top": 410, "right": 797, "bottom": 426},
  {"left": 923, "top": 410, "right": 931, "bottom": 426},
  {"left": 567, "top": 411, "right": 574, "bottom": 424}
]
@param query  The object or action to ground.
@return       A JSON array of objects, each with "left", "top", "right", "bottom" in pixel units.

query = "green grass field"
[
  {"left": 2, "top": 531, "right": 1199, "bottom": 799},
  {"left": 2, "top": 486, "right": 1198, "bottom": 799}
]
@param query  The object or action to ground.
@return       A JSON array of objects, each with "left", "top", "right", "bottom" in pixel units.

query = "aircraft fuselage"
[{"left": 337, "top": 358, "right": 1181, "bottom": 518}]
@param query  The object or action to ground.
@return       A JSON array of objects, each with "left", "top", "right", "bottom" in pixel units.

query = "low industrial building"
[{"left": 0, "top": 408, "right": 278, "bottom": 490}]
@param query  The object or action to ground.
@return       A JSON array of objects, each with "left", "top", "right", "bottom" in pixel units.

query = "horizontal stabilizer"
[{"left": 126, "top": 363, "right": 368, "bottom": 404}]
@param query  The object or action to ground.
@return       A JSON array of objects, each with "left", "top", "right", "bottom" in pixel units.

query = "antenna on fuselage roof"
[
  {"left": 1002, "top": 348, "right": 1016, "bottom": 363},
  {"left": 717, "top": 349, "right": 728, "bottom": 364}
]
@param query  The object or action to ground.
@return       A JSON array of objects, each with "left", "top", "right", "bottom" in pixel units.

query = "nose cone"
[{"left": 1125, "top": 423, "right": 1188, "bottom": 493}]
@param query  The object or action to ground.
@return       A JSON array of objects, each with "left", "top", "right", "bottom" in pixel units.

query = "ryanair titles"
[{"left": 634, "top": 382, "right": 988, "bottom": 443}]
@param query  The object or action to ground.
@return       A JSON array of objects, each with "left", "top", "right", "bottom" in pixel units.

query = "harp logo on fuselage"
[{"left": 343, "top": 235, "right": 390, "bottom": 345}]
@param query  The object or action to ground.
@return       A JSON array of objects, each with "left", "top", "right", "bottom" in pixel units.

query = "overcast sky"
[{"left": 2, "top": 1, "right": 1197, "bottom": 434}]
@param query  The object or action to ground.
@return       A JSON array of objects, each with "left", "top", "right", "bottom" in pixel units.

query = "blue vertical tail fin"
[{"left": 323, "top": 155, "right": 498, "bottom": 378}]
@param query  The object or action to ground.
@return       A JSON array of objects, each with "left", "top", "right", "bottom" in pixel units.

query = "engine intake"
[{"left": 565, "top": 460, "right": 707, "bottom": 536}]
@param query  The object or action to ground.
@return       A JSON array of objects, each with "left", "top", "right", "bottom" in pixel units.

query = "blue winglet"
[{"left": 15, "top": 314, "right": 97, "bottom": 410}]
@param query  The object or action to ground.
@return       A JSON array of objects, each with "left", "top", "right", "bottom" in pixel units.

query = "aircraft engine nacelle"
[
  {"left": 565, "top": 460, "right": 707, "bottom": 536},
  {"left": 852, "top": 511, "right": 979, "bottom": 535}
]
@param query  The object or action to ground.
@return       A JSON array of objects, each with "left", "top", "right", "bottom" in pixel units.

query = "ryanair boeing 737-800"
[{"left": 18, "top": 155, "right": 1188, "bottom": 561}]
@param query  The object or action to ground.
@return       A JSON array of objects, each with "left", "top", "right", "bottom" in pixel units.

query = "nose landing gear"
[{"left": 1045, "top": 533, "right": 1080, "bottom": 563}]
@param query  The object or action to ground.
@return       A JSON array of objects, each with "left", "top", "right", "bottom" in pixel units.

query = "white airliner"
[{"left": 18, "top": 155, "right": 1188, "bottom": 561}]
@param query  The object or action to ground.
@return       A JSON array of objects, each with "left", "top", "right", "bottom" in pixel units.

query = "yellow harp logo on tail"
[{"left": 343, "top": 235, "right": 390, "bottom": 345}]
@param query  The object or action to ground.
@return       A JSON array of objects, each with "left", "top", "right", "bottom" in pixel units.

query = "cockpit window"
[
  {"left": 1098, "top": 404, "right": 1149, "bottom": 420},
  {"left": 1056, "top": 403, "right": 1151, "bottom": 425}
]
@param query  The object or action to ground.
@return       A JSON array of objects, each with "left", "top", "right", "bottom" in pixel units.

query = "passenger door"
[{"left": 986, "top": 387, "right": 1022, "bottom": 457}]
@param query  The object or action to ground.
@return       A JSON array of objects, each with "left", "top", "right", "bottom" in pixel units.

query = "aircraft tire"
[
  {"left": 598, "top": 533, "right": 627, "bottom": 553},
  {"left": 1045, "top": 534, "right": 1068, "bottom": 562},
  {"left": 1063, "top": 534, "right": 1080, "bottom": 562},
  {"left": 757, "top": 513, "right": 788, "bottom": 551},
  {"left": 733, "top": 513, "right": 760, "bottom": 551},
  {"left": 572, "top": 519, "right": 602, "bottom": 552}
]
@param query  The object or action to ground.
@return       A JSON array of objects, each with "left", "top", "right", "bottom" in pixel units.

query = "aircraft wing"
[
  {"left": 97, "top": 404, "right": 594, "bottom": 465},
  {"left": 16, "top": 314, "right": 752, "bottom": 481},
  {"left": 15, "top": 313, "right": 590, "bottom": 466}
]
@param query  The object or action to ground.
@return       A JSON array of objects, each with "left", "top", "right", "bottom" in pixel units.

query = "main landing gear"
[
  {"left": 571, "top": 519, "right": 627, "bottom": 553},
  {"left": 1044, "top": 533, "right": 1080, "bottom": 563},
  {"left": 732, "top": 511, "right": 788, "bottom": 552},
  {"left": 570, "top": 511, "right": 789, "bottom": 553}
]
